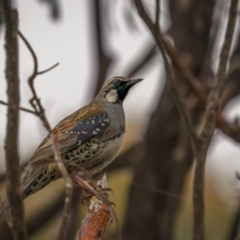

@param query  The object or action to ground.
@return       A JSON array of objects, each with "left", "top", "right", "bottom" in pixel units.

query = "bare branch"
[
  {"left": 37, "top": 62, "right": 59, "bottom": 75},
  {"left": 134, "top": 0, "right": 198, "bottom": 143},
  {"left": 51, "top": 133, "right": 73, "bottom": 240},
  {"left": 155, "top": 0, "right": 160, "bottom": 28},
  {"left": 0, "top": 100, "right": 37, "bottom": 115},
  {"left": 1, "top": 0, "right": 27, "bottom": 238},
  {"left": 18, "top": 30, "right": 52, "bottom": 132},
  {"left": 193, "top": 0, "right": 239, "bottom": 239},
  {"left": 91, "top": 0, "right": 112, "bottom": 98}
]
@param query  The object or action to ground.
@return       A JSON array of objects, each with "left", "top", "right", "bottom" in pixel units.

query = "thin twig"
[
  {"left": 17, "top": 29, "right": 53, "bottom": 132},
  {"left": 2, "top": 0, "right": 27, "bottom": 239},
  {"left": 0, "top": 100, "right": 37, "bottom": 115},
  {"left": 37, "top": 62, "right": 59, "bottom": 75},
  {"left": 51, "top": 133, "right": 73, "bottom": 240}
]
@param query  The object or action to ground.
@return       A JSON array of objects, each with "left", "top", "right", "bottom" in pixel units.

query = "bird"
[{"left": 0, "top": 76, "right": 143, "bottom": 217}]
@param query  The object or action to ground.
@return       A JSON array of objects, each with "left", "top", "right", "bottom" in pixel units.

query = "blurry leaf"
[{"left": 38, "top": 0, "right": 61, "bottom": 20}]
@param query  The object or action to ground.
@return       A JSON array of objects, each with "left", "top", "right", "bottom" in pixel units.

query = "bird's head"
[{"left": 98, "top": 76, "right": 143, "bottom": 104}]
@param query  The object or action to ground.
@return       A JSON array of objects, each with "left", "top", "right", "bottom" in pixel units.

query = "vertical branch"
[
  {"left": 193, "top": 0, "right": 239, "bottom": 239},
  {"left": 91, "top": 0, "right": 112, "bottom": 98},
  {"left": 1, "top": 0, "right": 27, "bottom": 239},
  {"left": 51, "top": 133, "right": 73, "bottom": 240},
  {"left": 134, "top": 0, "right": 197, "bottom": 150},
  {"left": 155, "top": 0, "right": 160, "bottom": 27}
]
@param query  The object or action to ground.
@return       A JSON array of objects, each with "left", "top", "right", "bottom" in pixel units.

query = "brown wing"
[{"left": 28, "top": 105, "right": 110, "bottom": 165}]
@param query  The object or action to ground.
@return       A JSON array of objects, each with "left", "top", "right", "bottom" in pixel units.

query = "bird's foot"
[
  {"left": 72, "top": 175, "right": 114, "bottom": 206},
  {"left": 95, "top": 185, "right": 113, "bottom": 197}
]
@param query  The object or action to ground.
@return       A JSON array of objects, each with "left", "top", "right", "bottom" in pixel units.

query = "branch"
[
  {"left": 75, "top": 174, "right": 112, "bottom": 240},
  {"left": 2, "top": 0, "right": 27, "bottom": 239},
  {"left": 0, "top": 100, "right": 37, "bottom": 115},
  {"left": 193, "top": 0, "right": 238, "bottom": 239},
  {"left": 134, "top": 0, "right": 198, "bottom": 143},
  {"left": 155, "top": 7, "right": 240, "bottom": 145},
  {"left": 91, "top": 0, "right": 112, "bottom": 98},
  {"left": 51, "top": 133, "right": 73, "bottom": 240},
  {"left": 17, "top": 30, "right": 55, "bottom": 132},
  {"left": 155, "top": 0, "right": 160, "bottom": 28},
  {"left": 18, "top": 30, "right": 74, "bottom": 239}
]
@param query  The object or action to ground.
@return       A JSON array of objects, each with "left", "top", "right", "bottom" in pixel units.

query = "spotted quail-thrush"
[{"left": 0, "top": 76, "right": 143, "bottom": 217}]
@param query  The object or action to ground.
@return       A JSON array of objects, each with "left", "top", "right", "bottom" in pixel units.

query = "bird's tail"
[{"left": 0, "top": 197, "right": 10, "bottom": 217}]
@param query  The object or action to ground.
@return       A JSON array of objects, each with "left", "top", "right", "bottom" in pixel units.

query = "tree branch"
[
  {"left": 17, "top": 30, "right": 54, "bottom": 132},
  {"left": 91, "top": 0, "right": 112, "bottom": 98},
  {"left": 134, "top": 0, "right": 198, "bottom": 148},
  {"left": 0, "top": 100, "right": 37, "bottom": 115},
  {"left": 2, "top": 0, "right": 27, "bottom": 239},
  {"left": 51, "top": 133, "right": 73, "bottom": 240},
  {"left": 193, "top": 0, "right": 238, "bottom": 239}
]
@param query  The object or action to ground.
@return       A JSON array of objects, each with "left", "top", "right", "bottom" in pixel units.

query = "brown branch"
[
  {"left": 17, "top": 30, "right": 52, "bottom": 132},
  {"left": 51, "top": 133, "right": 73, "bottom": 240},
  {"left": 2, "top": 0, "right": 27, "bottom": 239},
  {"left": 199, "top": 0, "right": 224, "bottom": 83},
  {"left": 75, "top": 174, "right": 112, "bottom": 240},
  {"left": 155, "top": 0, "right": 160, "bottom": 28},
  {"left": 37, "top": 62, "right": 59, "bottom": 75},
  {"left": 91, "top": 0, "right": 112, "bottom": 98},
  {"left": 18, "top": 29, "right": 73, "bottom": 240},
  {"left": 0, "top": 100, "right": 37, "bottom": 115},
  {"left": 134, "top": 0, "right": 198, "bottom": 143},
  {"left": 193, "top": 0, "right": 238, "bottom": 239},
  {"left": 154, "top": 6, "right": 240, "bottom": 145}
]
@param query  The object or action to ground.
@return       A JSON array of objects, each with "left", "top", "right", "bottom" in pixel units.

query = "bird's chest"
[{"left": 63, "top": 130, "right": 124, "bottom": 176}]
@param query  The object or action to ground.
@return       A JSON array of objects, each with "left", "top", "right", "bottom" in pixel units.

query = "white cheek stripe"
[{"left": 106, "top": 89, "right": 118, "bottom": 103}]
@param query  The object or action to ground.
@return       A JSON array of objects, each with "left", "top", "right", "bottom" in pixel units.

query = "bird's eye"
[{"left": 113, "top": 80, "right": 121, "bottom": 86}]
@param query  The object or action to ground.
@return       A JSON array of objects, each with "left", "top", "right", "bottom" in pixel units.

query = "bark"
[{"left": 2, "top": 0, "right": 27, "bottom": 239}]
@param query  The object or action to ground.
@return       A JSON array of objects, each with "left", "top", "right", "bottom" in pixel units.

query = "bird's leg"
[{"left": 92, "top": 172, "right": 113, "bottom": 197}]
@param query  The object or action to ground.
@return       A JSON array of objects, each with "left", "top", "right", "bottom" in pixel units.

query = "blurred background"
[{"left": 0, "top": 0, "right": 240, "bottom": 239}]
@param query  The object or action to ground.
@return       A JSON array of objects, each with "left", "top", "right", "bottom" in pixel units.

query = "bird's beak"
[{"left": 128, "top": 78, "right": 144, "bottom": 86}]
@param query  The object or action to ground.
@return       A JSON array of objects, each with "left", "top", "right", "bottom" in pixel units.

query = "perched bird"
[{"left": 0, "top": 76, "right": 143, "bottom": 217}]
